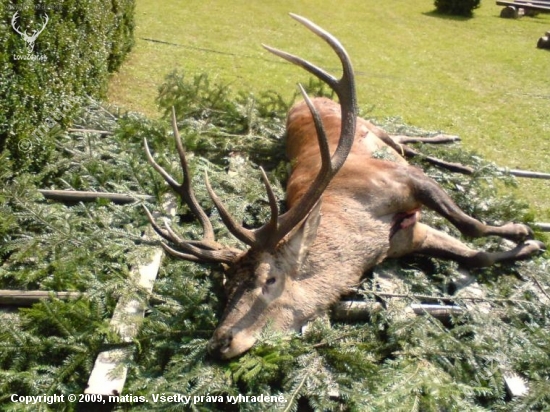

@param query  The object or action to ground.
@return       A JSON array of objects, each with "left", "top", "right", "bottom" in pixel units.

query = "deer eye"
[{"left": 265, "top": 277, "right": 276, "bottom": 286}]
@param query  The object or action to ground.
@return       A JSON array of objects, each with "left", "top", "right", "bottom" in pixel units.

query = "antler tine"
[
  {"left": 144, "top": 205, "right": 239, "bottom": 263},
  {"left": 204, "top": 172, "right": 257, "bottom": 246},
  {"left": 161, "top": 223, "right": 240, "bottom": 263},
  {"left": 169, "top": 107, "right": 216, "bottom": 243},
  {"left": 299, "top": 84, "right": 331, "bottom": 169},
  {"left": 143, "top": 205, "right": 179, "bottom": 243},
  {"left": 262, "top": 44, "right": 337, "bottom": 90},
  {"left": 286, "top": 13, "right": 356, "bottom": 169},
  {"left": 259, "top": 167, "right": 279, "bottom": 229},
  {"left": 143, "top": 137, "right": 180, "bottom": 191},
  {"left": 160, "top": 242, "right": 202, "bottom": 262},
  {"left": 262, "top": 14, "right": 355, "bottom": 102},
  {"left": 202, "top": 167, "right": 280, "bottom": 249},
  {"left": 160, "top": 242, "right": 237, "bottom": 264},
  {"left": 143, "top": 109, "right": 216, "bottom": 243},
  {"left": 198, "top": 165, "right": 279, "bottom": 248},
  {"left": 259, "top": 13, "right": 357, "bottom": 247},
  {"left": 143, "top": 206, "right": 232, "bottom": 262},
  {"left": 144, "top": 110, "right": 242, "bottom": 263}
]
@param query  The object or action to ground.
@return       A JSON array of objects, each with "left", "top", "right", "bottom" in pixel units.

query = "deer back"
[{"left": 285, "top": 97, "right": 408, "bottom": 209}]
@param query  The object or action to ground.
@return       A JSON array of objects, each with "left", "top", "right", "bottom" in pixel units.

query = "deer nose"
[{"left": 207, "top": 331, "right": 233, "bottom": 359}]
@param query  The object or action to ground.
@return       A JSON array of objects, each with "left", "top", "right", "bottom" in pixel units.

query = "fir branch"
[
  {"left": 282, "top": 366, "right": 310, "bottom": 412},
  {"left": 1, "top": 75, "right": 548, "bottom": 411}
]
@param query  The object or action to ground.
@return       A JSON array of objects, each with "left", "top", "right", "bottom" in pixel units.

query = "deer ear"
[{"left": 282, "top": 199, "right": 322, "bottom": 272}]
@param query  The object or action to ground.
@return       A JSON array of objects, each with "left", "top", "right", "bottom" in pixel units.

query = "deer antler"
[
  {"left": 11, "top": 12, "right": 26, "bottom": 38},
  {"left": 32, "top": 14, "right": 49, "bottom": 41},
  {"left": 146, "top": 14, "right": 356, "bottom": 257},
  {"left": 144, "top": 108, "right": 241, "bottom": 264},
  {"left": 204, "top": 13, "right": 357, "bottom": 250}
]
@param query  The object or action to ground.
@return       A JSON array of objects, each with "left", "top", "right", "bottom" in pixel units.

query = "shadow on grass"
[{"left": 422, "top": 10, "right": 474, "bottom": 21}]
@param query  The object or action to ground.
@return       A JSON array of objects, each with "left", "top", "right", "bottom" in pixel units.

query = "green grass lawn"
[{"left": 107, "top": 0, "right": 550, "bottom": 220}]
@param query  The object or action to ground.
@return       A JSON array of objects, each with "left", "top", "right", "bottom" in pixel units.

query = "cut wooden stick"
[
  {"left": 371, "top": 131, "right": 475, "bottom": 175},
  {"left": 332, "top": 301, "right": 464, "bottom": 321},
  {"left": 402, "top": 149, "right": 550, "bottom": 179},
  {"left": 332, "top": 301, "right": 383, "bottom": 321},
  {"left": 388, "top": 132, "right": 550, "bottom": 179},
  {"left": 506, "top": 169, "right": 550, "bottom": 180},
  {"left": 534, "top": 222, "right": 550, "bottom": 232},
  {"left": 392, "top": 134, "right": 460, "bottom": 144},
  {"left": 400, "top": 145, "right": 475, "bottom": 174},
  {"left": 0, "top": 290, "right": 81, "bottom": 306},
  {"left": 68, "top": 128, "right": 114, "bottom": 135},
  {"left": 39, "top": 190, "right": 154, "bottom": 204},
  {"left": 504, "top": 373, "right": 529, "bottom": 398},
  {"left": 85, "top": 198, "right": 176, "bottom": 398},
  {"left": 410, "top": 303, "right": 464, "bottom": 318}
]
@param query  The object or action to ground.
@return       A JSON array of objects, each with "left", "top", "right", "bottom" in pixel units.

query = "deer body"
[
  {"left": 285, "top": 96, "right": 414, "bottom": 274},
  {"left": 145, "top": 15, "right": 545, "bottom": 360}
]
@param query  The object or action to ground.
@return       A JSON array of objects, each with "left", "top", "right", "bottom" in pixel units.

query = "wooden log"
[
  {"left": 332, "top": 301, "right": 383, "bottom": 321},
  {"left": 399, "top": 143, "right": 549, "bottom": 179},
  {"left": 39, "top": 189, "right": 154, "bottom": 204},
  {"left": 84, "top": 198, "right": 176, "bottom": 398},
  {"left": 68, "top": 128, "right": 114, "bottom": 135},
  {"left": 332, "top": 301, "right": 464, "bottom": 321},
  {"left": 0, "top": 290, "right": 81, "bottom": 306},
  {"left": 400, "top": 145, "right": 475, "bottom": 174},
  {"left": 410, "top": 303, "right": 464, "bottom": 318},
  {"left": 392, "top": 134, "right": 460, "bottom": 144},
  {"left": 534, "top": 222, "right": 550, "bottom": 232},
  {"left": 506, "top": 169, "right": 550, "bottom": 179}
]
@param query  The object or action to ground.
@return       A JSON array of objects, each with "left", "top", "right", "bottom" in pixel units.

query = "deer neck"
[{"left": 294, "top": 198, "right": 389, "bottom": 307}]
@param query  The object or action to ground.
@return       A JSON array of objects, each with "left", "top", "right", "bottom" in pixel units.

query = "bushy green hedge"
[
  {"left": 434, "top": 0, "right": 481, "bottom": 16},
  {"left": 0, "top": 0, "right": 135, "bottom": 174}
]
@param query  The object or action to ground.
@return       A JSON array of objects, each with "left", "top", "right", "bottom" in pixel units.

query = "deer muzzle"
[{"left": 207, "top": 328, "right": 257, "bottom": 360}]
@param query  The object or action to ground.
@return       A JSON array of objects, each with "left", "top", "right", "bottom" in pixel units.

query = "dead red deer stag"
[{"left": 144, "top": 14, "right": 545, "bottom": 359}]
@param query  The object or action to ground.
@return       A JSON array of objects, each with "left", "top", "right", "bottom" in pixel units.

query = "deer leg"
[
  {"left": 388, "top": 222, "right": 545, "bottom": 268},
  {"left": 408, "top": 166, "right": 534, "bottom": 242}
]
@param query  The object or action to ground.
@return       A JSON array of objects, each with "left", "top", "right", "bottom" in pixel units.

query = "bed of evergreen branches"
[{"left": 0, "top": 72, "right": 548, "bottom": 411}]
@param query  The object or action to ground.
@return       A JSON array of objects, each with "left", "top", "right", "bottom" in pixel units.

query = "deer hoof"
[
  {"left": 527, "top": 239, "right": 546, "bottom": 251},
  {"left": 500, "top": 222, "right": 534, "bottom": 242},
  {"left": 520, "top": 240, "right": 546, "bottom": 258}
]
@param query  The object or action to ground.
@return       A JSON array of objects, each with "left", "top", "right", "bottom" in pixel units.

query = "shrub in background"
[
  {"left": 434, "top": 0, "right": 481, "bottom": 16},
  {"left": 0, "top": 0, "right": 135, "bottom": 174}
]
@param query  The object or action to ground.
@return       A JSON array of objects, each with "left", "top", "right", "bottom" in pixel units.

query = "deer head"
[{"left": 144, "top": 14, "right": 357, "bottom": 359}]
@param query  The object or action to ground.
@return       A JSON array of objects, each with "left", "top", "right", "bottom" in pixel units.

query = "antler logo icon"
[{"left": 11, "top": 12, "right": 49, "bottom": 54}]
